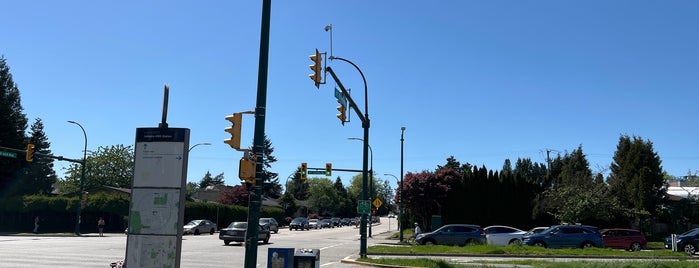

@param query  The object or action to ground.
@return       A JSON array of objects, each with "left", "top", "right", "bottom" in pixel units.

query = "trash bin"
[
  {"left": 268, "top": 248, "right": 294, "bottom": 268},
  {"left": 293, "top": 248, "right": 319, "bottom": 268}
]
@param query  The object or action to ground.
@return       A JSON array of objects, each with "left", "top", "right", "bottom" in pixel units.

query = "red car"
[{"left": 601, "top": 228, "right": 646, "bottom": 251}]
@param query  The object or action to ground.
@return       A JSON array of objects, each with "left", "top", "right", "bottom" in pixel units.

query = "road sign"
[
  {"left": 334, "top": 87, "right": 347, "bottom": 107},
  {"left": 308, "top": 170, "right": 325, "bottom": 175},
  {"left": 357, "top": 200, "right": 370, "bottom": 214},
  {"left": 0, "top": 150, "right": 18, "bottom": 159},
  {"left": 372, "top": 198, "right": 383, "bottom": 208}
]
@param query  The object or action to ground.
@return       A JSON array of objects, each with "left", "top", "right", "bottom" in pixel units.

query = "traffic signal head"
[
  {"left": 325, "top": 163, "right": 332, "bottom": 176},
  {"left": 239, "top": 157, "right": 256, "bottom": 186},
  {"left": 300, "top": 162, "right": 308, "bottom": 181},
  {"left": 336, "top": 102, "right": 346, "bottom": 125},
  {"left": 26, "top": 144, "right": 35, "bottom": 162},
  {"left": 224, "top": 113, "right": 242, "bottom": 150},
  {"left": 309, "top": 49, "right": 322, "bottom": 88}
]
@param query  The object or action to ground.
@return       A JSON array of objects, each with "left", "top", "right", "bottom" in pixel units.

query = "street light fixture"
[
  {"left": 348, "top": 137, "right": 373, "bottom": 237},
  {"left": 188, "top": 142, "right": 211, "bottom": 152},
  {"left": 67, "top": 120, "right": 87, "bottom": 236},
  {"left": 384, "top": 173, "right": 400, "bottom": 233},
  {"left": 400, "top": 126, "right": 406, "bottom": 242}
]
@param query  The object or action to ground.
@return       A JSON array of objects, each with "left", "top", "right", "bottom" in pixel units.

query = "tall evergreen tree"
[
  {"left": 260, "top": 135, "right": 282, "bottom": 198},
  {"left": 0, "top": 56, "right": 29, "bottom": 197},
  {"left": 608, "top": 135, "right": 666, "bottom": 222},
  {"left": 199, "top": 171, "right": 224, "bottom": 189},
  {"left": 22, "top": 118, "right": 58, "bottom": 194}
]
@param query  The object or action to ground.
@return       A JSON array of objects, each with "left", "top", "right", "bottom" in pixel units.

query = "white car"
[
  {"left": 308, "top": 219, "right": 321, "bottom": 229},
  {"left": 484, "top": 225, "right": 526, "bottom": 246}
]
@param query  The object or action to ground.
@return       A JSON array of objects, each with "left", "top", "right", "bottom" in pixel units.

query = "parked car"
[
  {"left": 601, "top": 228, "right": 646, "bottom": 251},
  {"left": 308, "top": 219, "right": 320, "bottom": 229},
  {"left": 289, "top": 217, "right": 309, "bottom": 231},
  {"left": 414, "top": 224, "right": 486, "bottom": 246},
  {"left": 665, "top": 227, "right": 699, "bottom": 254},
  {"left": 218, "top": 221, "right": 270, "bottom": 245},
  {"left": 259, "top": 218, "right": 279, "bottom": 234},
  {"left": 183, "top": 219, "right": 217, "bottom": 235},
  {"left": 319, "top": 219, "right": 332, "bottom": 228},
  {"left": 522, "top": 225, "right": 603, "bottom": 249},
  {"left": 341, "top": 218, "right": 351, "bottom": 226},
  {"left": 330, "top": 217, "right": 341, "bottom": 227},
  {"left": 525, "top": 226, "right": 549, "bottom": 235},
  {"left": 484, "top": 225, "right": 526, "bottom": 246}
]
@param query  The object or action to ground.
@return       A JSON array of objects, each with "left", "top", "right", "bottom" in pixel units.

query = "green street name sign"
[
  {"left": 357, "top": 200, "right": 371, "bottom": 214},
  {"left": 308, "top": 170, "right": 325, "bottom": 175},
  {"left": 0, "top": 150, "right": 18, "bottom": 159}
]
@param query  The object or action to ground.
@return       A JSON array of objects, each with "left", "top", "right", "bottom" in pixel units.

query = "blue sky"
[{"left": 4, "top": 1, "right": 699, "bottom": 188}]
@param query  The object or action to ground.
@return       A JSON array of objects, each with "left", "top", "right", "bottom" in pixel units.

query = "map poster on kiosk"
[{"left": 126, "top": 127, "right": 189, "bottom": 268}]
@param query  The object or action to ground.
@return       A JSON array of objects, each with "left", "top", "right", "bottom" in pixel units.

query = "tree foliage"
[
  {"left": 402, "top": 168, "right": 460, "bottom": 228},
  {"left": 21, "top": 118, "right": 58, "bottom": 195},
  {"left": 217, "top": 185, "right": 249, "bottom": 206},
  {"left": 60, "top": 144, "right": 134, "bottom": 193},
  {"left": 307, "top": 177, "right": 340, "bottom": 216},
  {"left": 198, "top": 171, "right": 224, "bottom": 189},
  {"left": 260, "top": 135, "right": 282, "bottom": 198},
  {"left": 608, "top": 135, "right": 666, "bottom": 223},
  {"left": 0, "top": 56, "right": 30, "bottom": 197}
]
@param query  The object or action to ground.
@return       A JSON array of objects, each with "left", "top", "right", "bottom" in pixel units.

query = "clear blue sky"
[{"left": 4, "top": 1, "right": 699, "bottom": 188}]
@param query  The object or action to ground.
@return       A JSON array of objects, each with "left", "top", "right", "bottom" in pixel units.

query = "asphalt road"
[{"left": 0, "top": 217, "right": 397, "bottom": 268}]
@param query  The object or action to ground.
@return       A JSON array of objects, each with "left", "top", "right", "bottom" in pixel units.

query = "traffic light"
[
  {"left": 336, "top": 102, "right": 346, "bottom": 125},
  {"left": 309, "top": 49, "right": 322, "bottom": 88},
  {"left": 325, "top": 163, "right": 332, "bottom": 176},
  {"left": 26, "top": 144, "right": 35, "bottom": 162},
  {"left": 300, "top": 162, "right": 308, "bottom": 181},
  {"left": 224, "top": 113, "right": 242, "bottom": 150},
  {"left": 239, "top": 156, "right": 256, "bottom": 186}
]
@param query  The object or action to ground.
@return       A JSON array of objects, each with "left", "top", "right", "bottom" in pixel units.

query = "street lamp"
[
  {"left": 67, "top": 120, "right": 87, "bottom": 236},
  {"left": 400, "top": 126, "right": 406, "bottom": 242},
  {"left": 384, "top": 173, "right": 399, "bottom": 233},
  {"left": 348, "top": 137, "right": 372, "bottom": 237},
  {"left": 188, "top": 142, "right": 211, "bottom": 152}
]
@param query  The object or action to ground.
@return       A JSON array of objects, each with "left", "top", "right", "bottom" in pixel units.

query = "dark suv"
[
  {"left": 414, "top": 224, "right": 486, "bottom": 246},
  {"left": 523, "top": 225, "right": 603, "bottom": 248},
  {"left": 289, "top": 217, "right": 309, "bottom": 231}
]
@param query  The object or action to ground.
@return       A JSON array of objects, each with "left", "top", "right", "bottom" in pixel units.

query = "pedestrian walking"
[
  {"left": 98, "top": 217, "right": 105, "bottom": 237},
  {"left": 33, "top": 216, "right": 40, "bottom": 233}
]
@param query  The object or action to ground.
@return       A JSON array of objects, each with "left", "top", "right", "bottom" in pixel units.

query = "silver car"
[{"left": 183, "top": 219, "right": 217, "bottom": 235}]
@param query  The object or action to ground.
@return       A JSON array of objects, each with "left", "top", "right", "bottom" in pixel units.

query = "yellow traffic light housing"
[
  {"left": 26, "top": 144, "right": 35, "bottom": 162},
  {"left": 325, "top": 163, "right": 332, "bottom": 176},
  {"left": 336, "top": 103, "right": 346, "bottom": 125},
  {"left": 224, "top": 113, "right": 242, "bottom": 150},
  {"left": 239, "top": 156, "right": 256, "bottom": 186},
  {"left": 300, "top": 162, "right": 308, "bottom": 181},
  {"left": 309, "top": 49, "right": 323, "bottom": 88}
]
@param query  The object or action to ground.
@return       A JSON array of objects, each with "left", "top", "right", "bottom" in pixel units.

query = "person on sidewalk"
[
  {"left": 98, "top": 217, "right": 106, "bottom": 237},
  {"left": 33, "top": 216, "right": 40, "bottom": 233}
]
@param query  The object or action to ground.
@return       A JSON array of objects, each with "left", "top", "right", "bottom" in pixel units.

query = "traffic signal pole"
[
  {"left": 244, "top": 0, "right": 271, "bottom": 267},
  {"left": 325, "top": 64, "right": 370, "bottom": 258}
]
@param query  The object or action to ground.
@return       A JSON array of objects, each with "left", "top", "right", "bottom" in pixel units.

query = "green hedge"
[{"left": 0, "top": 194, "right": 283, "bottom": 233}]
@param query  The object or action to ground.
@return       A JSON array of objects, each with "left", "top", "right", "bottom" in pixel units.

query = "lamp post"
[
  {"left": 329, "top": 55, "right": 370, "bottom": 258},
  {"left": 348, "top": 137, "right": 373, "bottom": 237},
  {"left": 400, "top": 126, "right": 406, "bottom": 242},
  {"left": 67, "top": 120, "right": 87, "bottom": 236},
  {"left": 188, "top": 142, "right": 211, "bottom": 152},
  {"left": 384, "top": 173, "right": 399, "bottom": 233}
]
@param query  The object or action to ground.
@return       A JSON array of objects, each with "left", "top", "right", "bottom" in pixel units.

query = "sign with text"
[{"left": 126, "top": 127, "right": 189, "bottom": 268}]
